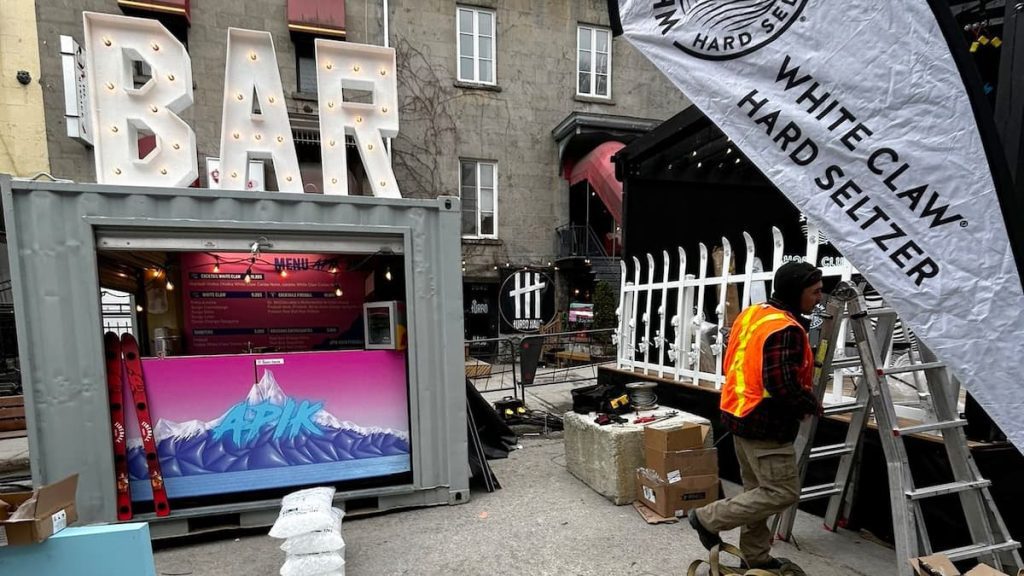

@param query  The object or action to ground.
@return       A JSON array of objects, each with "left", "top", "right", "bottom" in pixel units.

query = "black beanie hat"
[{"left": 771, "top": 261, "right": 823, "bottom": 313}]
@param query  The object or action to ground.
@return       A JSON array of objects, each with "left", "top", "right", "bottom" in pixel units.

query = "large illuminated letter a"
[
  {"left": 83, "top": 13, "right": 197, "bottom": 186},
  {"left": 219, "top": 29, "right": 302, "bottom": 192},
  {"left": 316, "top": 40, "right": 400, "bottom": 198}
]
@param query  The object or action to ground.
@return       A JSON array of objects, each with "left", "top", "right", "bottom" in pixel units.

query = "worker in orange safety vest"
[{"left": 688, "top": 260, "right": 824, "bottom": 572}]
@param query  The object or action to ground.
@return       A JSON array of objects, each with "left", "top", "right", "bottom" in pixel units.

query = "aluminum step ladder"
[
  {"left": 782, "top": 282, "right": 1021, "bottom": 575},
  {"left": 773, "top": 282, "right": 892, "bottom": 541}
]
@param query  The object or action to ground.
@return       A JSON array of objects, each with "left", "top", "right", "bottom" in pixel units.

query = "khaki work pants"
[{"left": 695, "top": 436, "right": 800, "bottom": 566}]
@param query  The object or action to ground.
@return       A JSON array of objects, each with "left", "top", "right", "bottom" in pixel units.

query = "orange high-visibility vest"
[{"left": 720, "top": 304, "right": 814, "bottom": 418}]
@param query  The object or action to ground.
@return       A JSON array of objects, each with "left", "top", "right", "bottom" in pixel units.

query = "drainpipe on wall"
[{"left": 384, "top": 0, "right": 392, "bottom": 157}]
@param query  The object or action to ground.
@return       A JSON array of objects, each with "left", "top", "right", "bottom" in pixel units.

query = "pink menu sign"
[{"left": 181, "top": 252, "right": 365, "bottom": 354}]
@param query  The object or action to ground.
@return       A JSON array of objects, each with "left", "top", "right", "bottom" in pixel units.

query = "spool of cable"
[{"left": 626, "top": 381, "right": 658, "bottom": 411}]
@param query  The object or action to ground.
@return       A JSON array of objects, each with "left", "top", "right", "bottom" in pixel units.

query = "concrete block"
[
  {"left": 563, "top": 408, "right": 711, "bottom": 505},
  {"left": 0, "top": 523, "right": 156, "bottom": 576}
]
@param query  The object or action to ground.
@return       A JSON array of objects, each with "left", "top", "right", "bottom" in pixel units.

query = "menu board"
[{"left": 181, "top": 252, "right": 365, "bottom": 354}]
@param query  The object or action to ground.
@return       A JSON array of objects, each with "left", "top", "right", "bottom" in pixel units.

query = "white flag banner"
[{"left": 610, "top": 1, "right": 1024, "bottom": 450}]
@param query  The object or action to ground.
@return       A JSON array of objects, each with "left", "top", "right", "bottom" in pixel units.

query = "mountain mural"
[{"left": 128, "top": 370, "right": 410, "bottom": 481}]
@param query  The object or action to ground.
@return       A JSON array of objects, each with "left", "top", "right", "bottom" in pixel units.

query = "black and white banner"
[{"left": 610, "top": 1, "right": 1024, "bottom": 450}]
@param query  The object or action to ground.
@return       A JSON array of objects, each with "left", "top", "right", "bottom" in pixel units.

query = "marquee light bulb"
[
  {"left": 233, "top": 132, "right": 240, "bottom": 139},
  {"left": 111, "top": 126, "right": 119, "bottom": 133},
  {"left": 255, "top": 134, "right": 262, "bottom": 141},
  {"left": 151, "top": 42, "right": 160, "bottom": 51},
  {"left": 381, "top": 107, "right": 388, "bottom": 114},
  {"left": 114, "top": 168, "right": 122, "bottom": 175},
  {"left": 329, "top": 139, "right": 336, "bottom": 147},
  {"left": 268, "top": 97, "right": 276, "bottom": 104},
  {"left": 353, "top": 64, "right": 361, "bottom": 72},
  {"left": 277, "top": 136, "right": 284, "bottom": 143},
  {"left": 368, "top": 144, "right": 374, "bottom": 151},
  {"left": 356, "top": 116, "right": 363, "bottom": 123},
  {"left": 173, "top": 143, "right": 181, "bottom": 150},
  {"left": 106, "top": 82, "right": 115, "bottom": 90},
  {"left": 325, "top": 62, "right": 333, "bottom": 70},
  {"left": 160, "top": 168, "right": 168, "bottom": 175},
  {"left": 150, "top": 105, "right": 158, "bottom": 113},
  {"left": 380, "top": 68, "right": 387, "bottom": 76},
  {"left": 168, "top": 74, "right": 175, "bottom": 82},
  {"left": 249, "top": 51, "right": 258, "bottom": 61},
  {"left": 103, "top": 37, "right": 112, "bottom": 46},
  {"left": 237, "top": 93, "right": 244, "bottom": 101}
]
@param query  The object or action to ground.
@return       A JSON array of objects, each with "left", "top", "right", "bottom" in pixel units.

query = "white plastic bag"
[
  {"left": 280, "top": 508, "right": 345, "bottom": 554},
  {"left": 269, "top": 487, "right": 337, "bottom": 539},
  {"left": 279, "top": 552, "right": 344, "bottom": 576}
]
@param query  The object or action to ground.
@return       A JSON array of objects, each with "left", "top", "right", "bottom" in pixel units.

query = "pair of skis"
[{"left": 104, "top": 332, "right": 170, "bottom": 519}]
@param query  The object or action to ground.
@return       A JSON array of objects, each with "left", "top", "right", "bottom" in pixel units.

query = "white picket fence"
[{"left": 613, "top": 224, "right": 931, "bottom": 414}]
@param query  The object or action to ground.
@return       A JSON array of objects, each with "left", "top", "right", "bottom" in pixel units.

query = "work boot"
[
  {"left": 687, "top": 510, "right": 721, "bottom": 551},
  {"left": 746, "top": 557, "right": 806, "bottom": 576}
]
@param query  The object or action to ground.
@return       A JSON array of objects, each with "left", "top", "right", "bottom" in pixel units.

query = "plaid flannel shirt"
[{"left": 722, "top": 325, "right": 821, "bottom": 443}]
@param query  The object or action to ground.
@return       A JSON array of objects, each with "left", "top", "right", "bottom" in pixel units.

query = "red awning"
[
  {"left": 117, "top": 0, "right": 190, "bottom": 22},
  {"left": 288, "top": 0, "right": 347, "bottom": 37},
  {"left": 567, "top": 141, "right": 625, "bottom": 225}
]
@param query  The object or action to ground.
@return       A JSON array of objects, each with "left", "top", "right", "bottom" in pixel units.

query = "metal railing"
[
  {"left": 464, "top": 328, "right": 617, "bottom": 401},
  {"left": 556, "top": 224, "right": 609, "bottom": 259}
]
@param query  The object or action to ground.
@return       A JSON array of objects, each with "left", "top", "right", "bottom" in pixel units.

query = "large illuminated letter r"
[{"left": 316, "top": 40, "right": 400, "bottom": 198}]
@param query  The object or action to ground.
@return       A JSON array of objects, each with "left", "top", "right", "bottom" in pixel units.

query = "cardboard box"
[
  {"left": 644, "top": 421, "right": 709, "bottom": 453},
  {"left": 964, "top": 565, "right": 1011, "bottom": 576},
  {"left": 645, "top": 446, "right": 718, "bottom": 483},
  {"left": 0, "top": 474, "right": 78, "bottom": 546},
  {"left": 635, "top": 469, "right": 718, "bottom": 518},
  {"left": 911, "top": 554, "right": 960, "bottom": 576}
]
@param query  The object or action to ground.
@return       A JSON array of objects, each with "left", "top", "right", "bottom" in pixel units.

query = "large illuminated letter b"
[{"left": 83, "top": 12, "right": 197, "bottom": 187}]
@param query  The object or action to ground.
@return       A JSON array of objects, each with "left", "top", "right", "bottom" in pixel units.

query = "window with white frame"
[
  {"left": 577, "top": 26, "right": 611, "bottom": 98},
  {"left": 457, "top": 6, "right": 496, "bottom": 84},
  {"left": 460, "top": 160, "right": 497, "bottom": 238}
]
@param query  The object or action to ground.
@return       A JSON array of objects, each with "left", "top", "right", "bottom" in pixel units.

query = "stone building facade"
[{"left": 26, "top": 0, "right": 687, "bottom": 340}]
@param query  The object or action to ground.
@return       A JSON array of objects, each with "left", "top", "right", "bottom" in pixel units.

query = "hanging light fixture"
[{"left": 385, "top": 267, "right": 392, "bottom": 281}]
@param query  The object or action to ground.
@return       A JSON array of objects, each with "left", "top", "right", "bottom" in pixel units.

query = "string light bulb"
[
  {"left": 213, "top": 258, "right": 221, "bottom": 273},
  {"left": 385, "top": 267, "right": 392, "bottom": 281},
  {"left": 136, "top": 304, "right": 144, "bottom": 313},
  {"left": 165, "top": 279, "right": 175, "bottom": 291},
  {"left": 244, "top": 268, "right": 253, "bottom": 284},
  {"left": 280, "top": 268, "right": 289, "bottom": 278},
  {"left": 334, "top": 285, "right": 343, "bottom": 297},
  {"left": 329, "top": 265, "right": 338, "bottom": 274}
]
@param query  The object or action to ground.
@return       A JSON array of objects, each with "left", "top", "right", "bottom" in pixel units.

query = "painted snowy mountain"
[{"left": 128, "top": 369, "right": 410, "bottom": 480}]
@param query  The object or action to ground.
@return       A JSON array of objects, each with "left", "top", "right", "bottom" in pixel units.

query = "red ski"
[
  {"left": 121, "top": 333, "right": 171, "bottom": 517},
  {"left": 104, "top": 332, "right": 133, "bottom": 521}
]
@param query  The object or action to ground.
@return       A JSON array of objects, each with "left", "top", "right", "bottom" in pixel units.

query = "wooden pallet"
[{"left": 0, "top": 395, "right": 26, "bottom": 433}]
